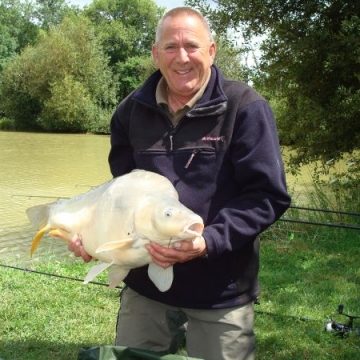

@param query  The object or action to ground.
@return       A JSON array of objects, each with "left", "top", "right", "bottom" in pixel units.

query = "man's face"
[{"left": 152, "top": 14, "right": 216, "bottom": 100}]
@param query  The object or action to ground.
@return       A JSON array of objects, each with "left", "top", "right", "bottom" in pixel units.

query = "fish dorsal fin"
[
  {"left": 95, "top": 238, "right": 135, "bottom": 254},
  {"left": 108, "top": 266, "right": 129, "bottom": 288},
  {"left": 83, "top": 262, "right": 113, "bottom": 284},
  {"left": 147, "top": 263, "right": 174, "bottom": 292}
]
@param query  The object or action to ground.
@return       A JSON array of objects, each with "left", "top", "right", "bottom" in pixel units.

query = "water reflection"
[{"left": 0, "top": 131, "right": 112, "bottom": 263}]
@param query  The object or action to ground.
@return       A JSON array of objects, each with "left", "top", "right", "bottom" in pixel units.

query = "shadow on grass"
[{"left": 0, "top": 340, "right": 97, "bottom": 360}]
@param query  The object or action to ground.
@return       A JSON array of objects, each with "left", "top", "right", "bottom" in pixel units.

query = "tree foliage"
[
  {"left": 0, "top": 0, "right": 167, "bottom": 133},
  {"left": 0, "top": 15, "right": 117, "bottom": 132},
  {"left": 116, "top": 56, "right": 155, "bottom": 100},
  {"left": 188, "top": 0, "right": 360, "bottom": 174},
  {"left": 0, "top": 0, "right": 39, "bottom": 71},
  {"left": 83, "top": 0, "right": 163, "bottom": 100},
  {"left": 213, "top": 35, "right": 251, "bottom": 83},
  {"left": 84, "top": 0, "right": 162, "bottom": 66},
  {"left": 0, "top": 0, "right": 250, "bottom": 134},
  {"left": 33, "top": 0, "right": 81, "bottom": 30}
]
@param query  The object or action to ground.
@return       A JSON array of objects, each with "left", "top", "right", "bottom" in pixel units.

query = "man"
[{"left": 69, "top": 7, "right": 291, "bottom": 360}]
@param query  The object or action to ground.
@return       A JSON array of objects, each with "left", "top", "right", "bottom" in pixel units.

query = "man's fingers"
[{"left": 68, "top": 236, "right": 93, "bottom": 262}]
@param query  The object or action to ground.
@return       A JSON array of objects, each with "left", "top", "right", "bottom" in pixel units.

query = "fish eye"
[{"left": 165, "top": 210, "right": 173, "bottom": 217}]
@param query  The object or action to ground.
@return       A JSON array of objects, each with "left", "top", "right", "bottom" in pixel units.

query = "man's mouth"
[{"left": 176, "top": 70, "right": 191, "bottom": 75}]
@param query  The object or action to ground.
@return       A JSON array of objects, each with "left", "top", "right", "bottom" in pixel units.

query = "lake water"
[
  {"left": 0, "top": 131, "right": 313, "bottom": 264},
  {"left": 0, "top": 131, "right": 112, "bottom": 263}
]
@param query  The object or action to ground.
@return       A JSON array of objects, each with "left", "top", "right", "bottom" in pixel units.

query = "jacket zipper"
[
  {"left": 168, "top": 115, "right": 187, "bottom": 150},
  {"left": 168, "top": 120, "right": 202, "bottom": 169},
  {"left": 184, "top": 149, "right": 199, "bottom": 169}
]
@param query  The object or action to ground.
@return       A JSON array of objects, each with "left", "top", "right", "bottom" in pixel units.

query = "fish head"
[{"left": 134, "top": 196, "right": 204, "bottom": 243}]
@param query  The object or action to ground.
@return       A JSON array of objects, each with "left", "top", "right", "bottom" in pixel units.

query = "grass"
[
  {"left": 0, "top": 260, "right": 120, "bottom": 360},
  {"left": 1, "top": 187, "right": 360, "bottom": 359},
  {"left": 256, "top": 223, "right": 360, "bottom": 359}
]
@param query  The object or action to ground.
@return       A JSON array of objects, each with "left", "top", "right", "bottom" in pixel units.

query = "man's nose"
[{"left": 176, "top": 47, "right": 190, "bottom": 62}]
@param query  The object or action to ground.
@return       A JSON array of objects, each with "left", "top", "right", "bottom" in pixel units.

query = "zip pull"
[
  {"left": 169, "top": 128, "right": 176, "bottom": 151},
  {"left": 185, "top": 150, "right": 199, "bottom": 169},
  {"left": 169, "top": 135, "right": 173, "bottom": 151}
]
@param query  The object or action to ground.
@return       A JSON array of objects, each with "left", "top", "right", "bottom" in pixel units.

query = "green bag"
[{"left": 77, "top": 346, "right": 203, "bottom": 360}]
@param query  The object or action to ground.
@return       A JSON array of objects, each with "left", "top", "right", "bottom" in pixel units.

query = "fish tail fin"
[
  {"left": 26, "top": 203, "right": 52, "bottom": 229},
  {"left": 30, "top": 225, "right": 51, "bottom": 257}
]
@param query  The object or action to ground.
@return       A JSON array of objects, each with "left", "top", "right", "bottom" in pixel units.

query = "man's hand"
[
  {"left": 68, "top": 234, "right": 93, "bottom": 263},
  {"left": 145, "top": 236, "right": 207, "bottom": 269}
]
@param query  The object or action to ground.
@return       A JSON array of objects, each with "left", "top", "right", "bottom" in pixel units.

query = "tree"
[
  {"left": 84, "top": 0, "right": 163, "bottom": 66},
  {"left": 0, "top": 0, "right": 39, "bottom": 71},
  {"left": 116, "top": 56, "right": 155, "bottom": 100},
  {"left": 83, "top": 0, "right": 164, "bottom": 100},
  {"left": 0, "top": 15, "right": 117, "bottom": 132},
  {"left": 187, "top": 0, "right": 360, "bottom": 174},
  {"left": 213, "top": 35, "right": 251, "bottom": 83},
  {"left": 33, "top": 0, "right": 81, "bottom": 30}
]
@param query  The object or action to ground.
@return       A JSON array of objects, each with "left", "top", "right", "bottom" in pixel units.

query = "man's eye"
[
  {"left": 186, "top": 44, "right": 199, "bottom": 51},
  {"left": 165, "top": 45, "right": 176, "bottom": 52}
]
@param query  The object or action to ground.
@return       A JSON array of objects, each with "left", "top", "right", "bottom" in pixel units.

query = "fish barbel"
[{"left": 26, "top": 170, "right": 204, "bottom": 292}]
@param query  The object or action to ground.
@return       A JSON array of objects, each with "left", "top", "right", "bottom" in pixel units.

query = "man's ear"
[
  {"left": 209, "top": 42, "right": 216, "bottom": 64},
  {"left": 152, "top": 44, "right": 159, "bottom": 69}
]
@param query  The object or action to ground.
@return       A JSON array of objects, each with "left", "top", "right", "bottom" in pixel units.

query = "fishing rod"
[
  {"left": 289, "top": 205, "right": 360, "bottom": 217},
  {"left": 279, "top": 218, "right": 360, "bottom": 231},
  {"left": 3, "top": 263, "right": 358, "bottom": 335},
  {"left": 0, "top": 262, "right": 321, "bottom": 323},
  {"left": 11, "top": 194, "right": 69, "bottom": 200},
  {"left": 10, "top": 195, "right": 360, "bottom": 230},
  {"left": 0, "top": 263, "right": 122, "bottom": 289},
  {"left": 11, "top": 193, "right": 360, "bottom": 217}
]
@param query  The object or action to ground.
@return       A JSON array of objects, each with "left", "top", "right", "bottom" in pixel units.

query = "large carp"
[{"left": 26, "top": 170, "right": 204, "bottom": 292}]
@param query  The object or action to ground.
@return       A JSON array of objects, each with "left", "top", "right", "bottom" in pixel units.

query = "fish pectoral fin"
[
  {"left": 83, "top": 262, "right": 113, "bottom": 284},
  {"left": 95, "top": 238, "right": 135, "bottom": 254},
  {"left": 108, "top": 266, "right": 129, "bottom": 288},
  {"left": 30, "top": 225, "right": 51, "bottom": 257},
  {"left": 48, "top": 229, "right": 72, "bottom": 243},
  {"left": 148, "top": 263, "right": 174, "bottom": 292}
]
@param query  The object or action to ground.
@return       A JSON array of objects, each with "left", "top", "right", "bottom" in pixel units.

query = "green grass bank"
[{"left": 1, "top": 219, "right": 359, "bottom": 359}]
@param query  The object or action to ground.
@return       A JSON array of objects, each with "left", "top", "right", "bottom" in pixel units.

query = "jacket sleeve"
[
  {"left": 108, "top": 96, "right": 136, "bottom": 177},
  {"left": 202, "top": 100, "right": 291, "bottom": 258}
]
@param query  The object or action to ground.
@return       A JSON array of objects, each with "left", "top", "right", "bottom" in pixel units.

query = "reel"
[{"left": 325, "top": 304, "right": 360, "bottom": 337}]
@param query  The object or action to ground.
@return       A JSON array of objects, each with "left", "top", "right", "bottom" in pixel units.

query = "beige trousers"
[{"left": 115, "top": 287, "right": 255, "bottom": 360}]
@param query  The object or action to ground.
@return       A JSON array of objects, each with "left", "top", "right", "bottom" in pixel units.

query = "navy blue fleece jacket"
[{"left": 108, "top": 65, "right": 291, "bottom": 309}]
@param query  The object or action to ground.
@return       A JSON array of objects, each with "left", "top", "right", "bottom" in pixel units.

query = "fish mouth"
[{"left": 183, "top": 222, "right": 204, "bottom": 237}]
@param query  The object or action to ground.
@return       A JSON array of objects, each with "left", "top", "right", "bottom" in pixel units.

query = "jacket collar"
[{"left": 133, "top": 65, "right": 228, "bottom": 117}]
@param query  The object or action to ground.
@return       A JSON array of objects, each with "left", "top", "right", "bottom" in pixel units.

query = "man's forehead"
[
  {"left": 158, "top": 16, "right": 208, "bottom": 43},
  {"left": 160, "top": 30, "right": 202, "bottom": 43}
]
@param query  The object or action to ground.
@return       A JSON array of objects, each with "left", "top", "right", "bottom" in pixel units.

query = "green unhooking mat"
[{"left": 77, "top": 346, "right": 203, "bottom": 360}]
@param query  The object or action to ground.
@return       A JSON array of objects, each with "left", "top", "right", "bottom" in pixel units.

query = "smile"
[{"left": 176, "top": 70, "right": 190, "bottom": 75}]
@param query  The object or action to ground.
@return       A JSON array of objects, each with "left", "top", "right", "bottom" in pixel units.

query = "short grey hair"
[{"left": 155, "top": 7, "right": 213, "bottom": 44}]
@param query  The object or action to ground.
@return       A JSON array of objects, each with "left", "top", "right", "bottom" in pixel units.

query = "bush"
[
  {"left": 0, "top": 117, "right": 15, "bottom": 130},
  {"left": 0, "top": 15, "right": 117, "bottom": 133}
]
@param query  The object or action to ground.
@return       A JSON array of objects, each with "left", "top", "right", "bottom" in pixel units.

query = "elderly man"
[{"left": 70, "top": 7, "right": 291, "bottom": 360}]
